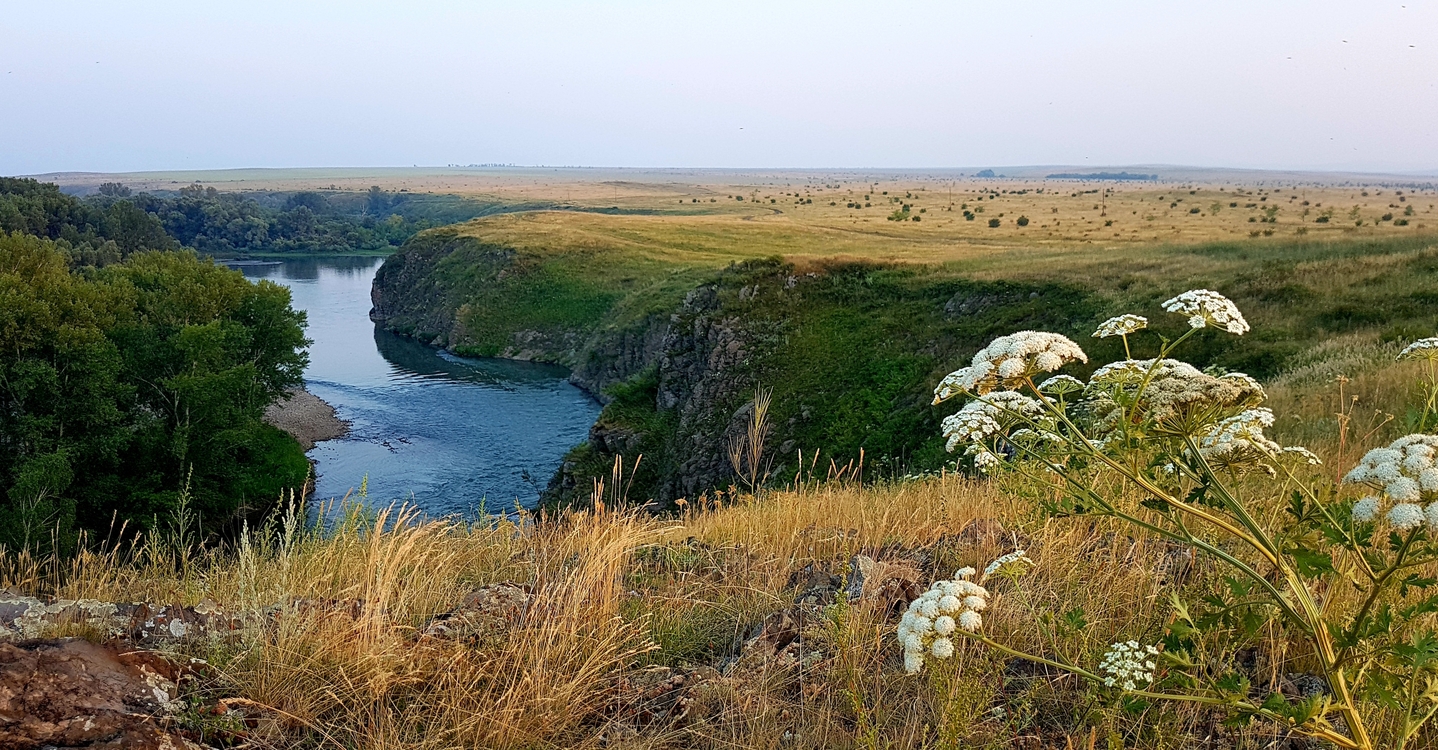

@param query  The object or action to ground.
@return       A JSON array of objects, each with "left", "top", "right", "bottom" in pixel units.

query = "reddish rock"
[{"left": 0, "top": 638, "right": 203, "bottom": 749}]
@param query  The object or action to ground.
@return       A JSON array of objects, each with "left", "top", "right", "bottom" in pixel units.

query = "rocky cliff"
[{"left": 371, "top": 224, "right": 1106, "bottom": 507}]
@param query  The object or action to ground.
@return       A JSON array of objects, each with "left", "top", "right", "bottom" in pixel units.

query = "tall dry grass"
[{"left": 6, "top": 472, "right": 1356, "bottom": 748}]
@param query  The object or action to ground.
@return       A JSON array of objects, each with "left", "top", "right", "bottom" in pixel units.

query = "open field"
[{"left": 36, "top": 166, "right": 1438, "bottom": 249}]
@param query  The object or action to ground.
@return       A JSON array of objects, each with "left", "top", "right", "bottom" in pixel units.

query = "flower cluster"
[
  {"left": 1099, "top": 641, "right": 1160, "bottom": 692},
  {"left": 1399, "top": 337, "right": 1438, "bottom": 361},
  {"left": 1344, "top": 434, "right": 1438, "bottom": 528},
  {"left": 1084, "top": 358, "right": 1267, "bottom": 435},
  {"left": 1196, "top": 408, "right": 1282, "bottom": 470},
  {"left": 940, "top": 409, "right": 1001, "bottom": 453},
  {"left": 934, "top": 332, "right": 1087, "bottom": 401},
  {"left": 1093, "top": 314, "right": 1148, "bottom": 338},
  {"left": 940, "top": 391, "right": 1048, "bottom": 456},
  {"left": 1161, "top": 289, "right": 1250, "bottom": 335},
  {"left": 1038, "top": 374, "right": 1086, "bottom": 397},
  {"left": 898, "top": 568, "right": 989, "bottom": 673},
  {"left": 1088, "top": 358, "right": 1203, "bottom": 388}
]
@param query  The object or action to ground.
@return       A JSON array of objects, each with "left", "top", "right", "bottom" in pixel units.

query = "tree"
[{"left": 0, "top": 235, "right": 312, "bottom": 549}]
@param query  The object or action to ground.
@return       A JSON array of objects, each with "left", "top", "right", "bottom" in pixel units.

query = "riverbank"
[{"left": 263, "top": 387, "right": 350, "bottom": 450}]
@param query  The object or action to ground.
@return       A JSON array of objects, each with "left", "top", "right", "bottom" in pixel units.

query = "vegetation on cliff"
[{"left": 370, "top": 209, "right": 1438, "bottom": 505}]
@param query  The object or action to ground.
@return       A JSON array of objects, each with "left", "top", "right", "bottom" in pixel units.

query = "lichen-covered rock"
[
  {"left": 418, "top": 583, "right": 530, "bottom": 641},
  {"left": 0, "top": 593, "right": 239, "bottom": 644},
  {"left": 843, "top": 554, "right": 922, "bottom": 615}
]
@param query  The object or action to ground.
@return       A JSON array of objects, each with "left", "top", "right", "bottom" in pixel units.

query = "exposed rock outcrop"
[
  {"left": 0, "top": 639, "right": 201, "bottom": 749},
  {"left": 370, "top": 226, "right": 1098, "bottom": 508}
]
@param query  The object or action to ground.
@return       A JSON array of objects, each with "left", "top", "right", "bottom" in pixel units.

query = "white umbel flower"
[
  {"left": 941, "top": 410, "right": 1001, "bottom": 453},
  {"left": 981, "top": 550, "right": 1035, "bottom": 582},
  {"left": 1389, "top": 477, "right": 1422, "bottom": 502},
  {"left": 1093, "top": 314, "right": 1148, "bottom": 338},
  {"left": 1099, "top": 641, "right": 1160, "bottom": 692},
  {"left": 1351, "top": 496, "right": 1380, "bottom": 522},
  {"left": 1281, "top": 446, "right": 1322, "bottom": 466},
  {"left": 1389, "top": 503, "right": 1426, "bottom": 530},
  {"left": 941, "top": 390, "right": 1051, "bottom": 459},
  {"left": 1426, "top": 502, "right": 1438, "bottom": 531},
  {"left": 898, "top": 566, "right": 995, "bottom": 673},
  {"left": 934, "top": 331, "right": 1087, "bottom": 400},
  {"left": 1161, "top": 289, "right": 1250, "bottom": 335},
  {"left": 1399, "top": 337, "right": 1438, "bottom": 361},
  {"left": 1038, "top": 374, "right": 1086, "bottom": 396},
  {"left": 1344, "top": 434, "right": 1438, "bottom": 521},
  {"left": 1197, "top": 408, "right": 1281, "bottom": 467}
]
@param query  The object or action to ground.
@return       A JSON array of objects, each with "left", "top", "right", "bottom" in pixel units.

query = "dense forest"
[
  {"left": 1, "top": 177, "right": 508, "bottom": 257},
  {"left": 0, "top": 178, "right": 313, "bottom": 553}
]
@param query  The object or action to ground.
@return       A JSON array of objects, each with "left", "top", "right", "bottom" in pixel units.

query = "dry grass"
[
  {"left": 51, "top": 167, "right": 1437, "bottom": 250},
  {"left": 14, "top": 464, "right": 1424, "bottom": 748}
]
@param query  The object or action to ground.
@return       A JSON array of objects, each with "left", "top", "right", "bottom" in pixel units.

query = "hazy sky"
[{"left": 3, "top": 1, "right": 1435, "bottom": 174}]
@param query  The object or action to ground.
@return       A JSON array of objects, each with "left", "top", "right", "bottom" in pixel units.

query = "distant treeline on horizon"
[
  {"left": 0, "top": 177, "right": 505, "bottom": 257},
  {"left": 1044, "top": 171, "right": 1159, "bottom": 181}
]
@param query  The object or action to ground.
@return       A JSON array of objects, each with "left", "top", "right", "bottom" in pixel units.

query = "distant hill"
[{"left": 1045, "top": 171, "right": 1157, "bottom": 181}]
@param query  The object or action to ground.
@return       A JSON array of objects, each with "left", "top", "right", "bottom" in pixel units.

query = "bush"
[
  {"left": 987, "top": 218, "right": 1001, "bottom": 228},
  {"left": 1016, "top": 216, "right": 1029, "bottom": 227}
]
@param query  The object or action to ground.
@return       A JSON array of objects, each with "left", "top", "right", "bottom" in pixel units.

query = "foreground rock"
[
  {"left": 0, "top": 594, "right": 236, "bottom": 644},
  {"left": 0, "top": 639, "right": 201, "bottom": 749},
  {"left": 263, "top": 387, "right": 349, "bottom": 450}
]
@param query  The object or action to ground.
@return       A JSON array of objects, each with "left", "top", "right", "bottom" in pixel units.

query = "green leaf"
[
  {"left": 1140, "top": 496, "right": 1172, "bottom": 512},
  {"left": 1393, "top": 630, "right": 1438, "bottom": 668},
  {"left": 1214, "top": 671, "right": 1251, "bottom": 700},
  {"left": 1121, "top": 695, "right": 1150, "bottom": 714},
  {"left": 1402, "top": 574, "right": 1438, "bottom": 597},
  {"left": 1286, "top": 491, "right": 1306, "bottom": 520},
  {"left": 1287, "top": 545, "right": 1335, "bottom": 578},
  {"left": 1062, "top": 606, "right": 1088, "bottom": 632}
]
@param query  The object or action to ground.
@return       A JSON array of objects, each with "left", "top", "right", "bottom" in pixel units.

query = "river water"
[{"left": 239, "top": 257, "right": 601, "bottom": 515}]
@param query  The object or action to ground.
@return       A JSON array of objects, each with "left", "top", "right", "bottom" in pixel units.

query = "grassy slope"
[
  {"left": 378, "top": 211, "right": 1438, "bottom": 499},
  {"left": 420, "top": 211, "right": 1438, "bottom": 364}
]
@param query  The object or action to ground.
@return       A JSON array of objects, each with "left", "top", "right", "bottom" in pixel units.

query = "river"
[{"left": 238, "top": 256, "right": 602, "bottom": 515}]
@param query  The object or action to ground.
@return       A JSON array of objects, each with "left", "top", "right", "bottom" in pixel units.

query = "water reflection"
[
  {"left": 238, "top": 256, "right": 601, "bottom": 515},
  {"left": 373, "top": 329, "right": 571, "bottom": 386}
]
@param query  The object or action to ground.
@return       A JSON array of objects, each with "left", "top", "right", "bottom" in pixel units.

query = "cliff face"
[
  {"left": 371, "top": 229, "right": 1104, "bottom": 507},
  {"left": 369, "top": 231, "right": 505, "bottom": 350}
]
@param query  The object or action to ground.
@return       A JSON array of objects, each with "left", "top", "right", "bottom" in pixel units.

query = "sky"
[{"left": 2, "top": 1, "right": 1436, "bottom": 175}]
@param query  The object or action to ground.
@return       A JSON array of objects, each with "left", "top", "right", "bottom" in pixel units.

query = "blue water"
[{"left": 239, "top": 257, "right": 601, "bottom": 515}]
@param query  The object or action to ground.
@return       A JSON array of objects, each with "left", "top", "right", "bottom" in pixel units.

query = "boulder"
[{"left": 0, "top": 638, "right": 203, "bottom": 749}]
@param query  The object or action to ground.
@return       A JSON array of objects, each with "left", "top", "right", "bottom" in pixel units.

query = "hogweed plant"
[
  {"left": 1399, "top": 337, "right": 1438, "bottom": 433},
  {"left": 912, "top": 289, "right": 1438, "bottom": 749}
]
